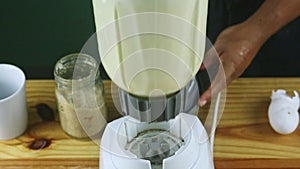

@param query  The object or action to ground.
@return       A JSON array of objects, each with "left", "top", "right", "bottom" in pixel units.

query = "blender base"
[{"left": 100, "top": 113, "right": 214, "bottom": 169}]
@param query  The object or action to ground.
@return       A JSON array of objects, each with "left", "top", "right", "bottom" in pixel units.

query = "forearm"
[{"left": 244, "top": 0, "right": 300, "bottom": 41}]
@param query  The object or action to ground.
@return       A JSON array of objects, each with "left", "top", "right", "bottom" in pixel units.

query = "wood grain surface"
[{"left": 0, "top": 78, "right": 300, "bottom": 168}]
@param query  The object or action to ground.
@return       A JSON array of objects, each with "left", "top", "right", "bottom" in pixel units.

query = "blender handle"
[{"left": 209, "top": 92, "right": 222, "bottom": 154}]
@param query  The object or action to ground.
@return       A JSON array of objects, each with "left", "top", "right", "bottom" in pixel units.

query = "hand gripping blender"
[{"left": 92, "top": 0, "right": 225, "bottom": 168}]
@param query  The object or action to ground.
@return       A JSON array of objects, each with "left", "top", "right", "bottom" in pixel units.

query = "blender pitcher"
[
  {"left": 92, "top": 0, "right": 226, "bottom": 168},
  {"left": 92, "top": 0, "right": 208, "bottom": 96}
]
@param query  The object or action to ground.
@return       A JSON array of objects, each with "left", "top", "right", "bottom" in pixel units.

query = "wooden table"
[{"left": 1, "top": 78, "right": 300, "bottom": 169}]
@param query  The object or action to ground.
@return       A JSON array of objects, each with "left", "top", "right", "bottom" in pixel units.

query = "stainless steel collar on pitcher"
[{"left": 118, "top": 78, "right": 199, "bottom": 122}]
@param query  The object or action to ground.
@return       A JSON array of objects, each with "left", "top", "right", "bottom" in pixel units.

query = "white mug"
[{"left": 0, "top": 64, "right": 27, "bottom": 140}]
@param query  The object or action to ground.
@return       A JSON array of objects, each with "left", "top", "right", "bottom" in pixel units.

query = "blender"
[{"left": 91, "top": 0, "right": 226, "bottom": 168}]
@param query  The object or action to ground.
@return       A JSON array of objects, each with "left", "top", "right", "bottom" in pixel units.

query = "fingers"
[
  {"left": 198, "top": 61, "right": 227, "bottom": 107},
  {"left": 199, "top": 86, "right": 211, "bottom": 106},
  {"left": 199, "top": 42, "right": 226, "bottom": 107},
  {"left": 198, "top": 23, "right": 261, "bottom": 107},
  {"left": 200, "top": 46, "right": 222, "bottom": 71}
]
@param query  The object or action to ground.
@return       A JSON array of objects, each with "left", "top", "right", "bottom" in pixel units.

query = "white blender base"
[{"left": 100, "top": 113, "right": 214, "bottom": 169}]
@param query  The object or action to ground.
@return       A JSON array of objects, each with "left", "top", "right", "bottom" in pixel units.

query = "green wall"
[{"left": 1, "top": 0, "right": 98, "bottom": 79}]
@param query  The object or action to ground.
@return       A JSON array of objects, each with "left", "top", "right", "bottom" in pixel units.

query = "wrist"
[
  {"left": 242, "top": 0, "right": 300, "bottom": 44},
  {"left": 238, "top": 21, "right": 270, "bottom": 47}
]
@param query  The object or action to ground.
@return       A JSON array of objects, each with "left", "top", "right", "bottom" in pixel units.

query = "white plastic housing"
[{"left": 100, "top": 113, "right": 214, "bottom": 169}]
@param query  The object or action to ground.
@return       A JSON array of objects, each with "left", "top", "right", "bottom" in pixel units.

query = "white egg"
[{"left": 268, "top": 90, "right": 300, "bottom": 135}]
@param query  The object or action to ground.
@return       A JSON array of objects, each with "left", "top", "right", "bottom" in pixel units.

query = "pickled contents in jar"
[{"left": 56, "top": 86, "right": 107, "bottom": 139}]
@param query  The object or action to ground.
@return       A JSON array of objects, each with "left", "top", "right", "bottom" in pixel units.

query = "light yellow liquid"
[
  {"left": 92, "top": 0, "right": 208, "bottom": 97},
  {"left": 129, "top": 68, "right": 179, "bottom": 96}
]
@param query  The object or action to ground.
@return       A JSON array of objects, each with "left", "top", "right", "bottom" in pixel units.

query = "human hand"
[
  {"left": 198, "top": 0, "right": 300, "bottom": 107},
  {"left": 198, "top": 22, "right": 268, "bottom": 107}
]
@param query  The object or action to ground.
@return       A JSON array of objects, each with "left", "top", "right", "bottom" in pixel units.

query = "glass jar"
[{"left": 54, "top": 53, "right": 107, "bottom": 139}]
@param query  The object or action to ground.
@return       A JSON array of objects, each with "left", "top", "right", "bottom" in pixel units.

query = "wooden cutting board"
[{"left": 0, "top": 78, "right": 300, "bottom": 169}]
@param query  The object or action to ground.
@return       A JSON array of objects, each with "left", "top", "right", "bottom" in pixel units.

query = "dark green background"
[
  {"left": 1, "top": 0, "right": 300, "bottom": 79},
  {"left": 1, "top": 0, "right": 97, "bottom": 79}
]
